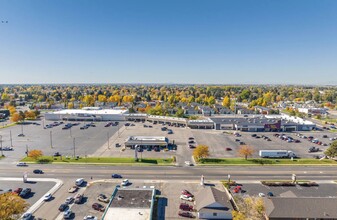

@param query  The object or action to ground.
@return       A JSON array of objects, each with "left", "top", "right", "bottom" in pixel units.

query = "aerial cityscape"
[{"left": 1, "top": 1, "right": 337, "bottom": 220}]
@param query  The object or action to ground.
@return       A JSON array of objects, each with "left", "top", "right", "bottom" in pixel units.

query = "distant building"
[
  {"left": 195, "top": 187, "right": 233, "bottom": 219},
  {"left": 297, "top": 107, "right": 327, "bottom": 115},
  {"left": 264, "top": 197, "right": 337, "bottom": 220},
  {"left": 254, "top": 106, "right": 272, "bottom": 115}
]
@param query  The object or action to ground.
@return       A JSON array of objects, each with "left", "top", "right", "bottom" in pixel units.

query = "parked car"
[
  {"left": 184, "top": 161, "right": 192, "bottom": 166},
  {"left": 19, "top": 188, "right": 31, "bottom": 198},
  {"left": 53, "top": 152, "right": 61, "bottom": 157},
  {"left": 65, "top": 196, "right": 74, "bottom": 204},
  {"left": 179, "top": 203, "right": 194, "bottom": 211},
  {"left": 92, "top": 203, "right": 105, "bottom": 212},
  {"left": 111, "top": 174, "right": 122, "bottom": 178},
  {"left": 121, "top": 179, "right": 129, "bottom": 186},
  {"left": 239, "top": 142, "right": 245, "bottom": 145},
  {"left": 74, "top": 193, "right": 83, "bottom": 204},
  {"left": 14, "top": 187, "right": 23, "bottom": 195},
  {"left": 258, "top": 193, "right": 266, "bottom": 197},
  {"left": 18, "top": 133, "right": 25, "bottom": 137},
  {"left": 235, "top": 139, "right": 240, "bottom": 142},
  {"left": 83, "top": 216, "right": 98, "bottom": 220},
  {"left": 58, "top": 203, "right": 68, "bottom": 212},
  {"left": 43, "top": 193, "right": 52, "bottom": 201},
  {"left": 22, "top": 212, "right": 33, "bottom": 220},
  {"left": 226, "top": 147, "right": 232, "bottom": 151},
  {"left": 233, "top": 186, "right": 241, "bottom": 193},
  {"left": 63, "top": 209, "right": 73, "bottom": 219},
  {"left": 75, "top": 178, "right": 84, "bottom": 186},
  {"left": 33, "top": 169, "right": 43, "bottom": 174},
  {"left": 189, "top": 145, "right": 196, "bottom": 149},
  {"left": 180, "top": 195, "right": 194, "bottom": 201},
  {"left": 267, "top": 192, "right": 274, "bottom": 197},
  {"left": 1, "top": 146, "right": 13, "bottom": 151},
  {"left": 181, "top": 190, "right": 193, "bottom": 198},
  {"left": 188, "top": 137, "right": 194, "bottom": 140},
  {"left": 178, "top": 211, "right": 195, "bottom": 218},
  {"left": 97, "top": 194, "right": 110, "bottom": 203},
  {"left": 68, "top": 185, "right": 79, "bottom": 193}
]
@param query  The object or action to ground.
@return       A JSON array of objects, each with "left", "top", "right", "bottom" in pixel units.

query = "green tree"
[{"left": 325, "top": 141, "right": 337, "bottom": 158}]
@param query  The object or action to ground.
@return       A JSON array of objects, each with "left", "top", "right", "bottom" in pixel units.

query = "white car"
[
  {"left": 75, "top": 178, "right": 84, "bottom": 186},
  {"left": 121, "top": 179, "right": 129, "bottom": 186},
  {"left": 65, "top": 196, "right": 74, "bottom": 204},
  {"left": 16, "top": 162, "right": 27, "bottom": 167},
  {"left": 180, "top": 194, "right": 194, "bottom": 201},
  {"left": 43, "top": 193, "right": 52, "bottom": 201},
  {"left": 184, "top": 161, "right": 192, "bottom": 166},
  {"left": 83, "top": 216, "right": 97, "bottom": 220},
  {"left": 258, "top": 193, "right": 266, "bottom": 197},
  {"left": 63, "top": 210, "right": 73, "bottom": 219}
]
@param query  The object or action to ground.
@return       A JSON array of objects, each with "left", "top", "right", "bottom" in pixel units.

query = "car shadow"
[
  {"left": 25, "top": 192, "right": 35, "bottom": 199},
  {"left": 25, "top": 181, "right": 37, "bottom": 184},
  {"left": 81, "top": 196, "right": 88, "bottom": 204}
]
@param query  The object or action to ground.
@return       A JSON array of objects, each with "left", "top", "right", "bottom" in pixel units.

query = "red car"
[
  {"left": 226, "top": 147, "right": 232, "bottom": 151},
  {"left": 233, "top": 186, "right": 241, "bottom": 193},
  {"left": 181, "top": 190, "right": 193, "bottom": 198},
  {"left": 178, "top": 211, "right": 195, "bottom": 218},
  {"left": 180, "top": 203, "right": 194, "bottom": 211},
  {"left": 92, "top": 203, "right": 105, "bottom": 212},
  {"left": 14, "top": 188, "right": 23, "bottom": 195}
]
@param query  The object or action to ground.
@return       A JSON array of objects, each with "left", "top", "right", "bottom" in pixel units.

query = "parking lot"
[
  {"left": 231, "top": 182, "right": 337, "bottom": 198},
  {"left": 191, "top": 129, "right": 337, "bottom": 158},
  {"left": 35, "top": 178, "right": 224, "bottom": 220},
  {"left": 0, "top": 179, "right": 55, "bottom": 205}
]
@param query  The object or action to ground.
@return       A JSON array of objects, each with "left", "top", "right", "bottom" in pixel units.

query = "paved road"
[{"left": 1, "top": 164, "right": 337, "bottom": 181}]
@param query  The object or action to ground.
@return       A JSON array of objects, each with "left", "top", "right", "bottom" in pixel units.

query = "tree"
[
  {"left": 232, "top": 196, "right": 265, "bottom": 220},
  {"left": 28, "top": 149, "right": 43, "bottom": 160},
  {"left": 175, "top": 108, "right": 185, "bottom": 118},
  {"left": 325, "top": 141, "right": 337, "bottom": 158},
  {"left": 11, "top": 113, "right": 23, "bottom": 122},
  {"left": 193, "top": 145, "right": 210, "bottom": 160},
  {"left": 0, "top": 193, "right": 29, "bottom": 220},
  {"left": 222, "top": 96, "right": 230, "bottom": 108},
  {"left": 238, "top": 145, "right": 254, "bottom": 160}
]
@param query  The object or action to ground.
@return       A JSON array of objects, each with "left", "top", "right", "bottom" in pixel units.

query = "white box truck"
[{"left": 259, "top": 150, "right": 297, "bottom": 158}]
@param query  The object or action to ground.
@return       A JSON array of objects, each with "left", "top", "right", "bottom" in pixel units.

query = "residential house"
[
  {"left": 254, "top": 106, "right": 272, "bottom": 115},
  {"left": 195, "top": 187, "right": 233, "bottom": 220}
]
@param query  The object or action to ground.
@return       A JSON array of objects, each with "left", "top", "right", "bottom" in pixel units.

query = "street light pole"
[
  {"left": 50, "top": 130, "right": 53, "bottom": 148},
  {"left": 10, "top": 130, "right": 13, "bottom": 148},
  {"left": 0, "top": 135, "right": 3, "bottom": 156},
  {"left": 21, "top": 124, "right": 24, "bottom": 135},
  {"left": 73, "top": 137, "right": 76, "bottom": 158},
  {"left": 107, "top": 132, "right": 110, "bottom": 149}
]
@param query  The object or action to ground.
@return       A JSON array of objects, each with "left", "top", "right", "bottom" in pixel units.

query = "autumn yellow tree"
[
  {"left": 193, "top": 145, "right": 210, "bottom": 161},
  {"left": 232, "top": 196, "right": 265, "bottom": 220},
  {"left": 238, "top": 145, "right": 254, "bottom": 160},
  {"left": 222, "top": 96, "right": 231, "bottom": 108},
  {"left": 24, "top": 111, "right": 36, "bottom": 119},
  {"left": 0, "top": 193, "right": 29, "bottom": 220},
  {"left": 11, "top": 113, "right": 23, "bottom": 122},
  {"left": 28, "top": 149, "right": 43, "bottom": 160}
]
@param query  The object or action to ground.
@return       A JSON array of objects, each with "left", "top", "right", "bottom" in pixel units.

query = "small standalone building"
[
  {"left": 102, "top": 187, "right": 156, "bottom": 220},
  {"left": 195, "top": 187, "right": 233, "bottom": 220},
  {"left": 124, "top": 136, "right": 169, "bottom": 148}
]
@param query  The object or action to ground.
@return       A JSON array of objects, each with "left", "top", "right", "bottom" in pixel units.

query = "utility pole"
[
  {"left": 107, "top": 132, "right": 110, "bottom": 149},
  {"left": 0, "top": 135, "right": 3, "bottom": 156},
  {"left": 73, "top": 137, "right": 76, "bottom": 158},
  {"left": 10, "top": 130, "right": 13, "bottom": 148},
  {"left": 50, "top": 130, "right": 53, "bottom": 148}
]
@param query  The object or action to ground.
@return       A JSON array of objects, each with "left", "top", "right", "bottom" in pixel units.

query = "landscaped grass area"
[
  {"left": 21, "top": 156, "right": 174, "bottom": 165},
  {"left": 198, "top": 158, "right": 337, "bottom": 165}
]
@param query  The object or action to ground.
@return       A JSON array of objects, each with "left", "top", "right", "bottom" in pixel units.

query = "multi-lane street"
[{"left": 1, "top": 163, "right": 337, "bottom": 181}]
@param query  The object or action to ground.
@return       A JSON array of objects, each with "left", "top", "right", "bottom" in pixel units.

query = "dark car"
[
  {"left": 112, "top": 174, "right": 122, "bottom": 178},
  {"left": 14, "top": 187, "right": 23, "bottom": 194},
  {"left": 53, "top": 152, "right": 61, "bottom": 157},
  {"left": 154, "top": 147, "right": 160, "bottom": 152},
  {"left": 58, "top": 203, "right": 68, "bottom": 212},
  {"left": 178, "top": 211, "right": 195, "bottom": 218},
  {"left": 179, "top": 203, "right": 194, "bottom": 211},
  {"left": 189, "top": 145, "right": 196, "bottom": 149},
  {"left": 188, "top": 137, "right": 194, "bottom": 140},
  {"left": 33, "top": 169, "right": 43, "bottom": 174},
  {"left": 267, "top": 192, "right": 274, "bottom": 197},
  {"left": 19, "top": 188, "right": 31, "bottom": 198},
  {"left": 226, "top": 147, "right": 232, "bottom": 151},
  {"left": 188, "top": 140, "right": 195, "bottom": 144},
  {"left": 92, "top": 203, "right": 105, "bottom": 212},
  {"left": 239, "top": 142, "right": 245, "bottom": 145},
  {"left": 235, "top": 139, "right": 240, "bottom": 142},
  {"left": 251, "top": 134, "right": 257, "bottom": 137}
]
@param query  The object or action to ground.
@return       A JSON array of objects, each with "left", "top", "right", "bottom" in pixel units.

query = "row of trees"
[{"left": 1, "top": 85, "right": 337, "bottom": 109}]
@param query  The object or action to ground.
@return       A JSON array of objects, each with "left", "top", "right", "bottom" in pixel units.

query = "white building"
[{"left": 44, "top": 107, "right": 128, "bottom": 121}]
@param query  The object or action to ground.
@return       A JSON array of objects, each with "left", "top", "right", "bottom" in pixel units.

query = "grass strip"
[{"left": 198, "top": 158, "right": 337, "bottom": 165}]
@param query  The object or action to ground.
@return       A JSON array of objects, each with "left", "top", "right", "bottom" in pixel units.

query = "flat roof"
[
  {"left": 210, "top": 117, "right": 300, "bottom": 127},
  {"left": 126, "top": 136, "right": 166, "bottom": 141},
  {"left": 103, "top": 188, "right": 155, "bottom": 220},
  {"left": 48, "top": 108, "right": 128, "bottom": 115}
]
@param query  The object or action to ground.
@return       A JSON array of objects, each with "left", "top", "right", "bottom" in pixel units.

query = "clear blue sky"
[{"left": 1, "top": 0, "right": 337, "bottom": 84}]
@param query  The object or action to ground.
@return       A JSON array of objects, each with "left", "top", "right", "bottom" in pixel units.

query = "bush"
[
  {"left": 37, "top": 157, "right": 52, "bottom": 164},
  {"left": 261, "top": 181, "right": 295, "bottom": 187}
]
